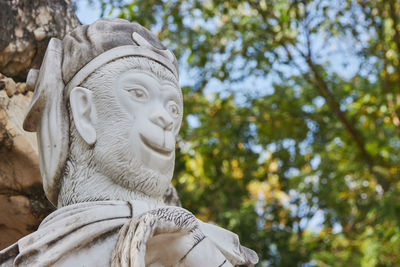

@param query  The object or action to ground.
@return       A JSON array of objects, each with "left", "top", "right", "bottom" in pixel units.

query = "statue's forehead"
[{"left": 117, "top": 68, "right": 179, "bottom": 89}]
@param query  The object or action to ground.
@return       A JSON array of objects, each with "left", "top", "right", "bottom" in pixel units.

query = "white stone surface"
[{"left": 0, "top": 18, "right": 258, "bottom": 266}]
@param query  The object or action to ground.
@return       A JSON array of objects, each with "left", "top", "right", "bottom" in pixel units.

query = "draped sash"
[{"left": 12, "top": 201, "right": 256, "bottom": 266}]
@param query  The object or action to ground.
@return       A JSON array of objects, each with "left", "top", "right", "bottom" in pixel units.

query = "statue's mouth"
[{"left": 140, "top": 134, "right": 173, "bottom": 156}]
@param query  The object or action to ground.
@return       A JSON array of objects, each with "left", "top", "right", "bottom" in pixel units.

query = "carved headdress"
[{"left": 22, "top": 18, "right": 180, "bottom": 206}]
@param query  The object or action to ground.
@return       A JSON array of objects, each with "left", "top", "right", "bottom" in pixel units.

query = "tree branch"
[{"left": 302, "top": 37, "right": 389, "bottom": 190}]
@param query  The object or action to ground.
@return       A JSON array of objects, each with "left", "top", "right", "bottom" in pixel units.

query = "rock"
[
  {"left": 0, "top": 90, "right": 9, "bottom": 107},
  {"left": 1, "top": 78, "right": 17, "bottom": 97},
  {"left": 0, "top": 195, "right": 37, "bottom": 249},
  {"left": 0, "top": 0, "right": 80, "bottom": 81},
  {"left": 16, "top": 83, "right": 27, "bottom": 94},
  {"left": 0, "top": 74, "right": 55, "bottom": 249}
]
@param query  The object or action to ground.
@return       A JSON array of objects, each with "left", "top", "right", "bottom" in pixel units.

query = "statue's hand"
[{"left": 112, "top": 206, "right": 229, "bottom": 267}]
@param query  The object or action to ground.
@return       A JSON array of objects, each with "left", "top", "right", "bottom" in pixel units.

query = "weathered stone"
[
  {"left": 0, "top": 90, "right": 9, "bottom": 108},
  {"left": 16, "top": 83, "right": 27, "bottom": 94},
  {"left": 1, "top": 78, "right": 17, "bottom": 97},
  {"left": 0, "top": 195, "right": 37, "bottom": 249},
  {"left": 0, "top": 74, "right": 54, "bottom": 249},
  {"left": 0, "top": 0, "right": 80, "bottom": 81}
]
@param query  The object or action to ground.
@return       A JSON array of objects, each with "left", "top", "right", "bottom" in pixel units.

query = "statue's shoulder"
[{"left": 0, "top": 243, "right": 18, "bottom": 267}]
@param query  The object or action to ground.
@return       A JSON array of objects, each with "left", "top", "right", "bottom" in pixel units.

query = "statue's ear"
[{"left": 69, "top": 87, "right": 97, "bottom": 145}]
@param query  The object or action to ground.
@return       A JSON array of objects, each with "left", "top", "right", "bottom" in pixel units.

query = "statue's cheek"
[{"left": 164, "top": 131, "right": 175, "bottom": 151}]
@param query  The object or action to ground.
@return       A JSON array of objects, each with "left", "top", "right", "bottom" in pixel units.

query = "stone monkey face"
[
  {"left": 115, "top": 69, "right": 182, "bottom": 174},
  {"left": 75, "top": 57, "right": 182, "bottom": 198}
]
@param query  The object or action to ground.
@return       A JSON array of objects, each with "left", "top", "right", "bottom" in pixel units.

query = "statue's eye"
[
  {"left": 127, "top": 88, "right": 148, "bottom": 102},
  {"left": 167, "top": 101, "right": 180, "bottom": 119}
]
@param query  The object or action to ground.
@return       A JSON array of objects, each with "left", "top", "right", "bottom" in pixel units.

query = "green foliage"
[{"left": 86, "top": 0, "right": 400, "bottom": 265}]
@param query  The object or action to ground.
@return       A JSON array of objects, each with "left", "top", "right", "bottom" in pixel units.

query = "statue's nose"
[{"left": 150, "top": 107, "right": 173, "bottom": 131}]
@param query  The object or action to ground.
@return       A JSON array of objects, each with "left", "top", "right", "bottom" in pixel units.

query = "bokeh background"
[{"left": 2, "top": 0, "right": 400, "bottom": 266}]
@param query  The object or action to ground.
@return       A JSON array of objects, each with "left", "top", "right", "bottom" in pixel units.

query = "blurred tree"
[{"left": 82, "top": 0, "right": 400, "bottom": 265}]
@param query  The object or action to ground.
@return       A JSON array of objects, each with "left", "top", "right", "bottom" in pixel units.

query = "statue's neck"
[{"left": 58, "top": 160, "right": 164, "bottom": 208}]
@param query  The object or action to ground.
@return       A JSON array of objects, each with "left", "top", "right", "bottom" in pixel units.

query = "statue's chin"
[
  {"left": 122, "top": 159, "right": 173, "bottom": 198},
  {"left": 130, "top": 127, "right": 176, "bottom": 175},
  {"left": 93, "top": 140, "right": 173, "bottom": 198}
]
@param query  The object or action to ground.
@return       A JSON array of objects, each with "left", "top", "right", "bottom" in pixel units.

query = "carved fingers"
[
  {"left": 112, "top": 213, "right": 156, "bottom": 267},
  {"left": 111, "top": 206, "right": 202, "bottom": 267}
]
